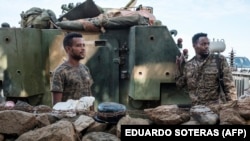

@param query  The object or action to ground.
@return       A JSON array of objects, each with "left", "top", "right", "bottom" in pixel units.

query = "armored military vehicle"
[{"left": 0, "top": 0, "right": 191, "bottom": 109}]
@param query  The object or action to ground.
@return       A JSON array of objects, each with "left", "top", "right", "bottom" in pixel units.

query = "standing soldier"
[
  {"left": 175, "top": 32, "right": 237, "bottom": 107},
  {"left": 50, "top": 32, "right": 94, "bottom": 110}
]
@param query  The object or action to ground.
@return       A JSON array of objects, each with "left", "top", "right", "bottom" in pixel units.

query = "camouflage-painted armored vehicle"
[{"left": 0, "top": 0, "right": 191, "bottom": 109}]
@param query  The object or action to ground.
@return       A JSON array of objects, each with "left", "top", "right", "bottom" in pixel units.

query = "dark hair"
[
  {"left": 63, "top": 32, "right": 83, "bottom": 48},
  {"left": 192, "top": 32, "right": 207, "bottom": 45}
]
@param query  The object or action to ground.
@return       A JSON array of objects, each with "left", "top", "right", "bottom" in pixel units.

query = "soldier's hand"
[{"left": 176, "top": 55, "right": 182, "bottom": 67}]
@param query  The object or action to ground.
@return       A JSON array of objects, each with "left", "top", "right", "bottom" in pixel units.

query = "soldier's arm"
[
  {"left": 52, "top": 92, "right": 63, "bottom": 105},
  {"left": 175, "top": 56, "right": 187, "bottom": 88},
  {"left": 221, "top": 56, "right": 237, "bottom": 101},
  {"left": 50, "top": 69, "right": 64, "bottom": 106}
]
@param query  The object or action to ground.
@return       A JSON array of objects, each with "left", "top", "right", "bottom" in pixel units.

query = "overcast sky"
[{"left": 1, "top": 0, "right": 249, "bottom": 59}]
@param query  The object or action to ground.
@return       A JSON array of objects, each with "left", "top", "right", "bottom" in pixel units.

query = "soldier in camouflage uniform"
[
  {"left": 175, "top": 32, "right": 237, "bottom": 106},
  {"left": 51, "top": 32, "right": 93, "bottom": 106}
]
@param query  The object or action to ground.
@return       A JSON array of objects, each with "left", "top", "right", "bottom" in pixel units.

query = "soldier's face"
[
  {"left": 67, "top": 37, "right": 86, "bottom": 60},
  {"left": 194, "top": 37, "right": 210, "bottom": 58}
]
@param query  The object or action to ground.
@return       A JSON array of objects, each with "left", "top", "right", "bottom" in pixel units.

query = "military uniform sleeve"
[
  {"left": 175, "top": 63, "right": 187, "bottom": 88},
  {"left": 51, "top": 69, "right": 64, "bottom": 93},
  {"left": 221, "top": 56, "right": 237, "bottom": 101},
  {"left": 84, "top": 65, "right": 94, "bottom": 86}
]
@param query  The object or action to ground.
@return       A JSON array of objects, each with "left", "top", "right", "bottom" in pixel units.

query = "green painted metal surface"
[
  {"left": 0, "top": 25, "right": 191, "bottom": 109},
  {"left": 128, "top": 26, "right": 180, "bottom": 100},
  {"left": 0, "top": 29, "right": 45, "bottom": 104}
]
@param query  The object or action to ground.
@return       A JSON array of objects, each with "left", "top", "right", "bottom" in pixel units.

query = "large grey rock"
[
  {"left": 220, "top": 108, "right": 246, "bottom": 125},
  {"left": 36, "top": 113, "right": 51, "bottom": 128},
  {"left": 16, "top": 120, "right": 76, "bottom": 141},
  {"left": 144, "top": 105, "right": 190, "bottom": 125},
  {"left": 182, "top": 117, "right": 200, "bottom": 125},
  {"left": 0, "top": 110, "right": 37, "bottom": 135},
  {"left": 237, "top": 97, "right": 250, "bottom": 120},
  {"left": 220, "top": 101, "right": 246, "bottom": 125},
  {"left": 86, "top": 122, "right": 109, "bottom": 133},
  {"left": 82, "top": 132, "right": 120, "bottom": 141},
  {"left": 73, "top": 115, "right": 95, "bottom": 132},
  {"left": 190, "top": 105, "right": 219, "bottom": 125},
  {"left": 116, "top": 115, "right": 152, "bottom": 138}
]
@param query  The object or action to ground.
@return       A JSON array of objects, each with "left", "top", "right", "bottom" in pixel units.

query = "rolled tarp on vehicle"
[{"left": 56, "top": 9, "right": 155, "bottom": 32}]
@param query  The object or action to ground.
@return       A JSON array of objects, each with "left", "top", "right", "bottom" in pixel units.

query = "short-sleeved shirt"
[{"left": 51, "top": 62, "right": 93, "bottom": 101}]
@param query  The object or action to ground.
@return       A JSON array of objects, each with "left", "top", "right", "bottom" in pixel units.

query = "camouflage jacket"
[
  {"left": 175, "top": 54, "right": 237, "bottom": 105},
  {"left": 51, "top": 62, "right": 93, "bottom": 101}
]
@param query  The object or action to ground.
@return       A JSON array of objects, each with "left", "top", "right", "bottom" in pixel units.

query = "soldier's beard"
[
  {"left": 72, "top": 55, "right": 84, "bottom": 60},
  {"left": 201, "top": 53, "right": 209, "bottom": 59}
]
